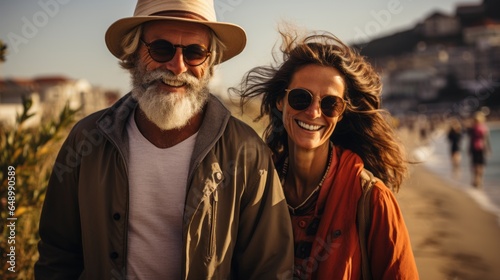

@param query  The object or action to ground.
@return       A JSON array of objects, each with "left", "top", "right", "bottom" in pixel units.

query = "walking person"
[
  {"left": 233, "top": 27, "right": 419, "bottom": 279},
  {"left": 468, "top": 111, "right": 492, "bottom": 188},
  {"left": 447, "top": 117, "right": 463, "bottom": 175},
  {"left": 35, "top": 1, "right": 293, "bottom": 279}
]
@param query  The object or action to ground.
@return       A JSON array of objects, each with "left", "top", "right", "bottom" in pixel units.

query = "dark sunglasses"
[
  {"left": 140, "top": 39, "right": 211, "bottom": 66},
  {"left": 285, "top": 88, "right": 347, "bottom": 118}
]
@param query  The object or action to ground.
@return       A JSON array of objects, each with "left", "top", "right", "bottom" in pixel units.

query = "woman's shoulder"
[{"left": 369, "top": 178, "right": 402, "bottom": 211}]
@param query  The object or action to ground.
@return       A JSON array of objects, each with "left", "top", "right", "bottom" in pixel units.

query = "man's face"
[{"left": 131, "top": 20, "right": 212, "bottom": 130}]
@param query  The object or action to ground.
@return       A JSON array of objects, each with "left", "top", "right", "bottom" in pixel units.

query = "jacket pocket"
[
  {"left": 208, "top": 189, "right": 218, "bottom": 256},
  {"left": 206, "top": 163, "right": 224, "bottom": 257}
]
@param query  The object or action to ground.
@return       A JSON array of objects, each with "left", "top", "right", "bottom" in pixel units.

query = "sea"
[{"left": 416, "top": 123, "right": 500, "bottom": 224}]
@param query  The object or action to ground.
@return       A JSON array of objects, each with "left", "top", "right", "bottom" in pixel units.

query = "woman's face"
[{"left": 277, "top": 64, "right": 346, "bottom": 151}]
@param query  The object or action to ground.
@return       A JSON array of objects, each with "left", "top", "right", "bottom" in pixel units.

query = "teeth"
[
  {"left": 162, "top": 78, "right": 185, "bottom": 87},
  {"left": 297, "top": 120, "right": 322, "bottom": 131}
]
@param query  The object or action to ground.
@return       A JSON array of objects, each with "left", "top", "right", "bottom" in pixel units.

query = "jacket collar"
[
  {"left": 189, "top": 94, "right": 231, "bottom": 178},
  {"left": 96, "top": 93, "right": 138, "bottom": 167}
]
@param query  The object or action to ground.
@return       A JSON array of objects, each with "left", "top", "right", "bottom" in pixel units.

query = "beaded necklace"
[{"left": 281, "top": 142, "right": 333, "bottom": 214}]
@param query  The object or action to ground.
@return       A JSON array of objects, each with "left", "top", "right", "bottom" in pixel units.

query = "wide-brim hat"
[{"left": 105, "top": 0, "right": 247, "bottom": 64}]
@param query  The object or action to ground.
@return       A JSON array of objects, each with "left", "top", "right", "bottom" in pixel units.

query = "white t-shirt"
[{"left": 126, "top": 110, "right": 197, "bottom": 279}]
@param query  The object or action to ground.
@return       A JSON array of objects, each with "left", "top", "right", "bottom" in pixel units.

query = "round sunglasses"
[
  {"left": 285, "top": 88, "right": 347, "bottom": 118},
  {"left": 140, "top": 39, "right": 211, "bottom": 66}
]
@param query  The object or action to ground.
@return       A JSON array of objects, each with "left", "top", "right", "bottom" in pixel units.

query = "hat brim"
[{"left": 105, "top": 16, "right": 247, "bottom": 64}]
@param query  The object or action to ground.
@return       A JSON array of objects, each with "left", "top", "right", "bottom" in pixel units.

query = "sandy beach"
[{"left": 397, "top": 128, "right": 500, "bottom": 280}]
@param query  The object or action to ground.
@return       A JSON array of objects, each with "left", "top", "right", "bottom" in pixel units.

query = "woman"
[
  {"left": 467, "top": 111, "right": 491, "bottom": 188},
  {"left": 232, "top": 29, "right": 419, "bottom": 279}
]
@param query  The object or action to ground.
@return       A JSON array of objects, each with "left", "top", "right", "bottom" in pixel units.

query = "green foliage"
[{"left": 0, "top": 96, "right": 79, "bottom": 280}]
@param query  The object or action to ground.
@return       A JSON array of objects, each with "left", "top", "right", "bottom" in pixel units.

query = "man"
[{"left": 34, "top": 0, "right": 294, "bottom": 279}]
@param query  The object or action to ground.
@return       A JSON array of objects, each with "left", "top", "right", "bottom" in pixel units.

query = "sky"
[{"left": 0, "top": 0, "right": 482, "bottom": 96}]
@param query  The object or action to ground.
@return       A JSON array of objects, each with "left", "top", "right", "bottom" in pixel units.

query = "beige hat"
[{"left": 105, "top": 0, "right": 247, "bottom": 64}]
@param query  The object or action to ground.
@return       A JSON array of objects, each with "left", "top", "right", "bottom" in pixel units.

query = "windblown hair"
[
  {"left": 231, "top": 28, "right": 408, "bottom": 191},
  {"left": 117, "top": 23, "right": 226, "bottom": 73}
]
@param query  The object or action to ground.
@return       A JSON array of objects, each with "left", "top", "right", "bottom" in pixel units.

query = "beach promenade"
[{"left": 397, "top": 128, "right": 500, "bottom": 280}]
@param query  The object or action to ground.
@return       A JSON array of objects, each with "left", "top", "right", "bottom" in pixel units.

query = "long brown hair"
[{"left": 231, "top": 27, "right": 408, "bottom": 191}]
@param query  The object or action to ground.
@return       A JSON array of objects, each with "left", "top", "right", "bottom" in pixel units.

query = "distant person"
[
  {"left": 233, "top": 27, "right": 418, "bottom": 279},
  {"left": 35, "top": 0, "right": 293, "bottom": 279},
  {"left": 468, "top": 111, "right": 492, "bottom": 188},
  {"left": 419, "top": 121, "right": 428, "bottom": 144},
  {"left": 447, "top": 118, "right": 463, "bottom": 173}
]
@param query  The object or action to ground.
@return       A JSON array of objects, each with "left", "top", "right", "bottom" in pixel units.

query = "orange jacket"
[{"left": 296, "top": 148, "right": 419, "bottom": 279}]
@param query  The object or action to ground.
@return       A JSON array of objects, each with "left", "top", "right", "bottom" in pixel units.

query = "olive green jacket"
[{"left": 35, "top": 94, "right": 294, "bottom": 279}]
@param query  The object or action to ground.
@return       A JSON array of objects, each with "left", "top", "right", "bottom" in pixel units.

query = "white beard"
[{"left": 130, "top": 64, "right": 210, "bottom": 130}]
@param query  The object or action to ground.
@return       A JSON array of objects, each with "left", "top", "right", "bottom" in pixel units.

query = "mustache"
[{"left": 139, "top": 69, "right": 198, "bottom": 90}]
